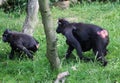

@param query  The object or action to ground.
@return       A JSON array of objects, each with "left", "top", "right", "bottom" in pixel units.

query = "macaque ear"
[
  {"left": 58, "top": 18, "right": 69, "bottom": 27},
  {"left": 58, "top": 18, "right": 63, "bottom": 25},
  {"left": 5, "top": 29, "right": 11, "bottom": 33},
  {"left": 58, "top": 21, "right": 62, "bottom": 25}
]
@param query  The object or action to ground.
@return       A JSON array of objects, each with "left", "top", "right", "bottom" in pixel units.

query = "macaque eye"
[{"left": 3, "top": 34, "right": 7, "bottom": 37}]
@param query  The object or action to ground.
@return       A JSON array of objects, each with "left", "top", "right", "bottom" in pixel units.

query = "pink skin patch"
[
  {"left": 97, "top": 30, "right": 108, "bottom": 38},
  {"left": 36, "top": 44, "right": 39, "bottom": 48}
]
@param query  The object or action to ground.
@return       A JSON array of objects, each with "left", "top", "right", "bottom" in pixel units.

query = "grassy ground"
[{"left": 0, "top": 2, "right": 120, "bottom": 83}]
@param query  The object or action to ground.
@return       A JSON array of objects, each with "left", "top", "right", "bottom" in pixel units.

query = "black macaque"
[
  {"left": 2, "top": 29, "right": 39, "bottom": 60},
  {"left": 56, "top": 19, "right": 109, "bottom": 66}
]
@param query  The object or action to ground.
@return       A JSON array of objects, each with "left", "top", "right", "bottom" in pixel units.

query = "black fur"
[
  {"left": 56, "top": 19, "right": 109, "bottom": 66},
  {"left": 2, "top": 29, "right": 39, "bottom": 59}
]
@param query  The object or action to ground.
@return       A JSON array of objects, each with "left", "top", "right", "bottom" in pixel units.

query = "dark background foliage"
[
  {"left": 0, "top": 0, "right": 27, "bottom": 13},
  {"left": 0, "top": 0, "right": 119, "bottom": 14}
]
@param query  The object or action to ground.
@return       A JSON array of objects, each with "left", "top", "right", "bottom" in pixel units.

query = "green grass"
[{"left": 0, "top": 2, "right": 120, "bottom": 83}]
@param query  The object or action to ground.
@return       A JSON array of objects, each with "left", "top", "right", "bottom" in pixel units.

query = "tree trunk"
[
  {"left": 0, "top": 0, "right": 6, "bottom": 5},
  {"left": 22, "top": 0, "right": 39, "bottom": 36},
  {"left": 39, "top": 0, "right": 60, "bottom": 70}
]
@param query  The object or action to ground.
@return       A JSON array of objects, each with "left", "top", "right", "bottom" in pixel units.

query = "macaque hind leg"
[
  {"left": 93, "top": 41, "right": 107, "bottom": 66},
  {"left": 17, "top": 45, "right": 33, "bottom": 59},
  {"left": 65, "top": 46, "right": 74, "bottom": 59}
]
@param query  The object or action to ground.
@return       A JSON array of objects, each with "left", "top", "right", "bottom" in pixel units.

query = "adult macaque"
[{"left": 56, "top": 19, "right": 109, "bottom": 66}]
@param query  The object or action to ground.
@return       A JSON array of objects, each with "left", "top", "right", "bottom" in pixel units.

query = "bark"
[
  {"left": 39, "top": 0, "right": 60, "bottom": 70},
  {"left": 22, "top": 0, "right": 39, "bottom": 36},
  {"left": 0, "top": 0, "right": 6, "bottom": 5}
]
